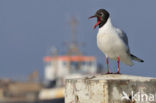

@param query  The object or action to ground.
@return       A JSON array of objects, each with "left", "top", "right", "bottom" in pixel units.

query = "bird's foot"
[
  {"left": 114, "top": 71, "right": 121, "bottom": 74},
  {"left": 106, "top": 72, "right": 113, "bottom": 74}
]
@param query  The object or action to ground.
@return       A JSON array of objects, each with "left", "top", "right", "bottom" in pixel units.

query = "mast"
[{"left": 67, "top": 17, "right": 82, "bottom": 56}]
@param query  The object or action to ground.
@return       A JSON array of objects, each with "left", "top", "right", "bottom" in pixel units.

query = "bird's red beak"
[{"left": 89, "top": 15, "right": 101, "bottom": 29}]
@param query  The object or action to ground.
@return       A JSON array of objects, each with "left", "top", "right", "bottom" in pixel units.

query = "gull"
[{"left": 89, "top": 9, "right": 144, "bottom": 74}]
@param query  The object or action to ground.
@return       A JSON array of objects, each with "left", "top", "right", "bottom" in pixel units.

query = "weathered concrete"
[{"left": 65, "top": 74, "right": 156, "bottom": 103}]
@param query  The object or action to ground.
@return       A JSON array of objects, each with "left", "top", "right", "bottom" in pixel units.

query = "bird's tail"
[{"left": 130, "top": 54, "right": 144, "bottom": 62}]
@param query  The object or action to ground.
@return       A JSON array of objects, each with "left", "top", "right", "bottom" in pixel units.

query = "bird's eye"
[{"left": 100, "top": 13, "right": 104, "bottom": 16}]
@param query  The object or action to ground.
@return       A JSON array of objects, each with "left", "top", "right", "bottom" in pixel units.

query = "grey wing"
[
  {"left": 116, "top": 29, "right": 144, "bottom": 63},
  {"left": 116, "top": 28, "right": 130, "bottom": 52}
]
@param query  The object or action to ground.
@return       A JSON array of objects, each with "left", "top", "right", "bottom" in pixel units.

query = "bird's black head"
[{"left": 89, "top": 9, "right": 110, "bottom": 29}]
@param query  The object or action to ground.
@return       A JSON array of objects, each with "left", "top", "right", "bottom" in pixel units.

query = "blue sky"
[{"left": 0, "top": 0, "right": 156, "bottom": 79}]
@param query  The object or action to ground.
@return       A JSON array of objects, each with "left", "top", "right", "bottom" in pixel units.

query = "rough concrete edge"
[{"left": 65, "top": 74, "right": 156, "bottom": 81}]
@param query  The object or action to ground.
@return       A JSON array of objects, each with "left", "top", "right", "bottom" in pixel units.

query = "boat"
[
  {"left": 39, "top": 45, "right": 97, "bottom": 103},
  {"left": 39, "top": 17, "right": 98, "bottom": 103}
]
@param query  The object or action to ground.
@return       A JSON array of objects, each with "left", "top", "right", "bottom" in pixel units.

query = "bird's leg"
[
  {"left": 117, "top": 57, "right": 120, "bottom": 74},
  {"left": 106, "top": 57, "right": 110, "bottom": 74}
]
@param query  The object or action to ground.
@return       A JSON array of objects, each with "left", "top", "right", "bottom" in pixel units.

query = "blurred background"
[{"left": 0, "top": 0, "right": 156, "bottom": 103}]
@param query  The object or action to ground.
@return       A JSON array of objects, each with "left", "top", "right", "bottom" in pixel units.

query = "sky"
[{"left": 0, "top": 0, "right": 156, "bottom": 79}]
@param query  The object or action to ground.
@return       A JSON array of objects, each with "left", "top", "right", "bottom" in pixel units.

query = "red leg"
[
  {"left": 106, "top": 57, "right": 109, "bottom": 74},
  {"left": 117, "top": 57, "right": 120, "bottom": 74}
]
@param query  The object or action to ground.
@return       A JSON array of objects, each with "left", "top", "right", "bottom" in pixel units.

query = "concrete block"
[{"left": 65, "top": 74, "right": 156, "bottom": 103}]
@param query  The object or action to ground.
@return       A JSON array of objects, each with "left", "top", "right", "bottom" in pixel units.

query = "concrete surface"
[{"left": 65, "top": 74, "right": 156, "bottom": 103}]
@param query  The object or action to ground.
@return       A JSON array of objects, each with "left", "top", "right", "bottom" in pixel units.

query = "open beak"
[{"left": 89, "top": 14, "right": 101, "bottom": 29}]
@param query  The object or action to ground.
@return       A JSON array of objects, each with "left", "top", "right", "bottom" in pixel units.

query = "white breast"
[{"left": 97, "top": 18, "right": 133, "bottom": 65}]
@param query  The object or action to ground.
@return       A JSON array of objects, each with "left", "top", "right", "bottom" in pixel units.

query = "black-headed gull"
[{"left": 89, "top": 9, "right": 144, "bottom": 74}]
